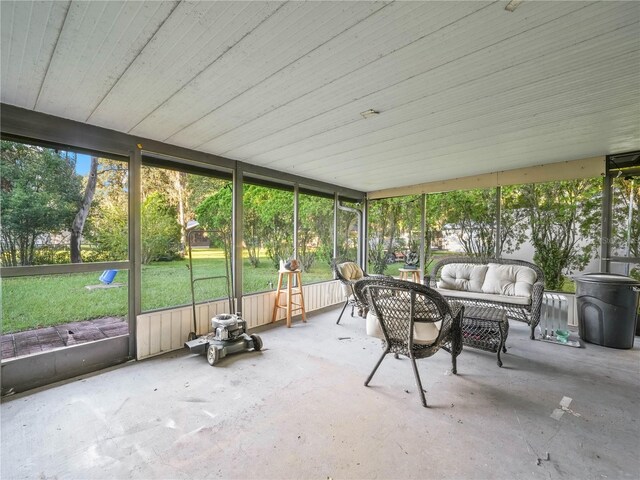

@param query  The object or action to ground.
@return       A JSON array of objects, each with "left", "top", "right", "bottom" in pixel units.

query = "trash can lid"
[{"left": 576, "top": 273, "right": 640, "bottom": 285}]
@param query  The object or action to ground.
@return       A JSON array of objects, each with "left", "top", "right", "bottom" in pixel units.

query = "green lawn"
[
  {"left": 141, "top": 248, "right": 333, "bottom": 312},
  {"left": 2, "top": 272, "right": 129, "bottom": 333}
]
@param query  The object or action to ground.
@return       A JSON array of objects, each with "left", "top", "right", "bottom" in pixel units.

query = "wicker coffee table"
[{"left": 462, "top": 306, "right": 509, "bottom": 367}]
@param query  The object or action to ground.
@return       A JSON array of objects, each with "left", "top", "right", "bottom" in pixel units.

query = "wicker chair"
[
  {"left": 354, "top": 277, "right": 464, "bottom": 408},
  {"left": 332, "top": 259, "right": 390, "bottom": 324}
]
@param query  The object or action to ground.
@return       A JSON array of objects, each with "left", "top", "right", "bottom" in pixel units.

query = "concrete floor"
[{"left": 1, "top": 306, "right": 639, "bottom": 480}]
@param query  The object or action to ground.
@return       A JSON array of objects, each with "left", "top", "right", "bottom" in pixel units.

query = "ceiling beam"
[{"left": 368, "top": 156, "right": 606, "bottom": 199}]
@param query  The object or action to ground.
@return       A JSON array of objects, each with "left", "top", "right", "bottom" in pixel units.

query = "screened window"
[
  {"left": 0, "top": 139, "right": 129, "bottom": 354},
  {"left": 242, "top": 184, "right": 294, "bottom": 294},
  {"left": 140, "top": 163, "right": 232, "bottom": 311},
  {"left": 367, "top": 195, "right": 421, "bottom": 276},
  {"left": 298, "top": 192, "right": 334, "bottom": 283},
  {"left": 501, "top": 179, "right": 602, "bottom": 292},
  {"left": 337, "top": 200, "right": 359, "bottom": 261},
  {"left": 610, "top": 175, "right": 639, "bottom": 279}
]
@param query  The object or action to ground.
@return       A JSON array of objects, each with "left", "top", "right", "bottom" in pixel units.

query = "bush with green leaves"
[
  {"left": 517, "top": 179, "right": 601, "bottom": 291},
  {"left": 194, "top": 186, "right": 232, "bottom": 256},
  {"left": 298, "top": 194, "right": 334, "bottom": 272},
  {"left": 86, "top": 202, "right": 128, "bottom": 261},
  {"left": 141, "top": 193, "right": 181, "bottom": 263},
  {"left": 434, "top": 189, "right": 498, "bottom": 257},
  {"left": 245, "top": 185, "right": 293, "bottom": 269},
  {"left": 88, "top": 193, "right": 181, "bottom": 264}
]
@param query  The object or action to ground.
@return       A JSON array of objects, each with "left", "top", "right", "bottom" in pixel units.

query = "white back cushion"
[
  {"left": 338, "top": 262, "right": 364, "bottom": 297},
  {"left": 338, "top": 262, "right": 364, "bottom": 281},
  {"left": 481, "top": 263, "right": 537, "bottom": 297},
  {"left": 437, "top": 264, "right": 488, "bottom": 292}
]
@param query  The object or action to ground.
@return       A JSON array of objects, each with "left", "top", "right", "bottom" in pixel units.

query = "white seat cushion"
[
  {"left": 366, "top": 311, "right": 441, "bottom": 345},
  {"left": 437, "top": 264, "right": 488, "bottom": 293},
  {"left": 434, "top": 288, "right": 531, "bottom": 306},
  {"left": 481, "top": 263, "right": 537, "bottom": 298}
]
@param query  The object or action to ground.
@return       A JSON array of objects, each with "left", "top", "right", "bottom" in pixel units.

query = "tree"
[
  {"left": 298, "top": 194, "right": 334, "bottom": 272},
  {"left": 435, "top": 189, "right": 498, "bottom": 258},
  {"left": 424, "top": 188, "right": 525, "bottom": 260},
  {"left": 337, "top": 202, "right": 359, "bottom": 260},
  {"left": 367, "top": 198, "right": 397, "bottom": 274},
  {"left": 499, "top": 185, "right": 528, "bottom": 256},
  {"left": 519, "top": 179, "right": 601, "bottom": 290},
  {"left": 242, "top": 186, "right": 264, "bottom": 268},
  {"left": 367, "top": 196, "right": 420, "bottom": 274},
  {"left": 611, "top": 176, "right": 640, "bottom": 280},
  {"left": 86, "top": 201, "right": 128, "bottom": 261},
  {"left": 70, "top": 157, "right": 98, "bottom": 263},
  {"left": 250, "top": 186, "right": 293, "bottom": 269},
  {"left": 0, "top": 141, "right": 81, "bottom": 266},
  {"left": 194, "top": 185, "right": 233, "bottom": 259},
  {"left": 194, "top": 183, "right": 295, "bottom": 272},
  {"left": 140, "top": 193, "right": 181, "bottom": 264},
  {"left": 141, "top": 167, "right": 189, "bottom": 251}
]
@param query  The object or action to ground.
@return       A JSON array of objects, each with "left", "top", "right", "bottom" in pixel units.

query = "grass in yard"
[
  {"left": 2, "top": 272, "right": 129, "bottom": 333},
  {"left": 142, "top": 248, "right": 333, "bottom": 312},
  {"left": 560, "top": 276, "right": 576, "bottom": 293}
]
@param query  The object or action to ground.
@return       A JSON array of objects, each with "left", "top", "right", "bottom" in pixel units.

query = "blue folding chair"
[{"left": 99, "top": 270, "right": 118, "bottom": 285}]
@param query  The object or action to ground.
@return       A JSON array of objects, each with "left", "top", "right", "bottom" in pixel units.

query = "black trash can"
[{"left": 575, "top": 273, "right": 640, "bottom": 349}]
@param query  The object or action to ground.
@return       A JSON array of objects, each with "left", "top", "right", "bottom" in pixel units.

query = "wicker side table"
[{"left": 462, "top": 306, "right": 509, "bottom": 367}]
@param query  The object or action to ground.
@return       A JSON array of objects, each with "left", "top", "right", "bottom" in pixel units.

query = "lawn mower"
[
  {"left": 183, "top": 221, "right": 263, "bottom": 365},
  {"left": 184, "top": 312, "right": 263, "bottom": 366}
]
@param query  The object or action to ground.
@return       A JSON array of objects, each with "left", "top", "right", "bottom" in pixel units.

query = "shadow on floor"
[{"left": 1, "top": 317, "right": 128, "bottom": 360}]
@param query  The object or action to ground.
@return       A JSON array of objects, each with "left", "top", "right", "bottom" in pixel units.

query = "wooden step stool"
[
  {"left": 271, "top": 270, "right": 306, "bottom": 327},
  {"left": 399, "top": 268, "right": 421, "bottom": 283}
]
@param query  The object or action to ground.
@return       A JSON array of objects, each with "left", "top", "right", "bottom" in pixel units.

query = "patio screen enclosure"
[{"left": 0, "top": 105, "right": 637, "bottom": 394}]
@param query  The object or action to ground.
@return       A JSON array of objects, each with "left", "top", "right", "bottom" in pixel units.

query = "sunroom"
[{"left": 1, "top": 1, "right": 639, "bottom": 479}]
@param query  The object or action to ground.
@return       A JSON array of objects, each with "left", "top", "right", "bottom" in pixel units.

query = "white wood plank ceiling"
[{"left": 2, "top": 0, "right": 639, "bottom": 192}]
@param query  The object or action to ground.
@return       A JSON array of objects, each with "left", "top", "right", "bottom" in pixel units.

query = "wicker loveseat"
[{"left": 425, "top": 257, "right": 544, "bottom": 339}]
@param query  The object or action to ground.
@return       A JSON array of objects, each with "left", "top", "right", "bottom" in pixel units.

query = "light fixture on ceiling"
[
  {"left": 505, "top": 0, "right": 523, "bottom": 12},
  {"left": 360, "top": 109, "right": 380, "bottom": 119}
]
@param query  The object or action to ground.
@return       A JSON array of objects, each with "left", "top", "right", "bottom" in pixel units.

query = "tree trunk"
[
  {"left": 173, "top": 171, "right": 188, "bottom": 251},
  {"left": 71, "top": 157, "right": 99, "bottom": 263},
  {"left": 29, "top": 235, "right": 36, "bottom": 265}
]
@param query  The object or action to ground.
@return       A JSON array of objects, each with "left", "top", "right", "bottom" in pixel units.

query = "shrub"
[
  {"left": 86, "top": 202, "right": 128, "bottom": 261},
  {"left": 141, "top": 193, "right": 181, "bottom": 263}
]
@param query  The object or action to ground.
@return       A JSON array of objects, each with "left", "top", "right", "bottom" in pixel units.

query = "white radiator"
[
  {"left": 541, "top": 293, "right": 569, "bottom": 336},
  {"left": 540, "top": 293, "right": 580, "bottom": 347}
]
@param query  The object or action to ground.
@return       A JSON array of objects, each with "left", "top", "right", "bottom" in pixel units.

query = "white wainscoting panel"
[
  {"left": 136, "top": 299, "right": 230, "bottom": 360},
  {"left": 241, "top": 280, "right": 343, "bottom": 327},
  {"left": 137, "top": 280, "right": 343, "bottom": 360}
]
